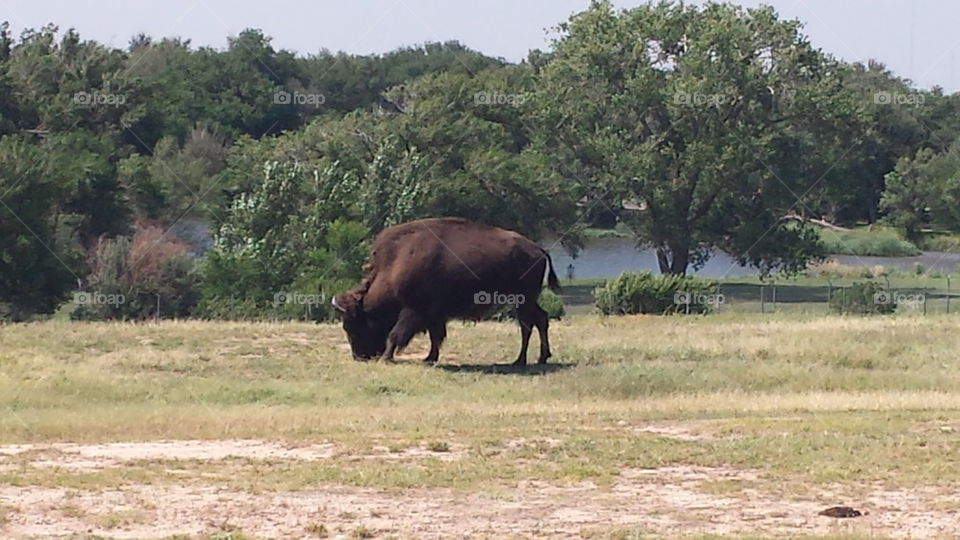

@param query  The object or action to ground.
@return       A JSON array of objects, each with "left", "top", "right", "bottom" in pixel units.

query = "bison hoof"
[{"left": 512, "top": 358, "right": 527, "bottom": 367}]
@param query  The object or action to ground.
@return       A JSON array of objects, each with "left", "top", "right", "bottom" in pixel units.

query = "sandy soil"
[{"left": 1, "top": 439, "right": 958, "bottom": 539}]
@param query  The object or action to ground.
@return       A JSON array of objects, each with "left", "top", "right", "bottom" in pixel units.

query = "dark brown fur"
[{"left": 334, "top": 217, "right": 561, "bottom": 365}]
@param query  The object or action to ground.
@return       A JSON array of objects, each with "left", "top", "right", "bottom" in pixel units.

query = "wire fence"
[
  {"left": 560, "top": 276, "right": 960, "bottom": 316},
  {"left": 713, "top": 280, "right": 958, "bottom": 315}
]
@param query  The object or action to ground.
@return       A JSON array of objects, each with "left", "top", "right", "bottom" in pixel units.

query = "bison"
[{"left": 332, "top": 217, "right": 561, "bottom": 365}]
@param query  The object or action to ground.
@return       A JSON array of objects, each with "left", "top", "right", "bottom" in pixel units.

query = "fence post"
[
  {"left": 772, "top": 282, "right": 777, "bottom": 313},
  {"left": 760, "top": 285, "right": 765, "bottom": 314},
  {"left": 155, "top": 294, "right": 160, "bottom": 323},
  {"left": 947, "top": 274, "right": 950, "bottom": 315}
]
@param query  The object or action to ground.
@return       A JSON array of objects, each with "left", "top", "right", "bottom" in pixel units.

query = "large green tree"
[
  {"left": 0, "top": 136, "right": 78, "bottom": 320},
  {"left": 881, "top": 141, "right": 960, "bottom": 240},
  {"left": 532, "top": 1, "right": 861, "bottom": 274}
]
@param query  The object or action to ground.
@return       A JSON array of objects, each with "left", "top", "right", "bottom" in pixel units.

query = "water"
[
  {"left": 547, "top": 236, "right": 960, "bottom": 279},
  {"left": 547, "top": 237, "right": 755, "bottom": 279}
]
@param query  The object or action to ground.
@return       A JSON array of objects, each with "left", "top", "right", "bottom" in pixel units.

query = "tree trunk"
[
  {"left": 656, "top": 246, "right": 671, "bottom": 274},
  {"left": 669, "top": 247, "right": 689, "bottom": 275},
  {"left": 655, "top": 244, "right": 689, "bottom": 276}
]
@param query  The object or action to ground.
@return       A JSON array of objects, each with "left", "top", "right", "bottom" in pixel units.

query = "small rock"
[{"left": 819, "top": 506, "right": 863, "bottom": 518}]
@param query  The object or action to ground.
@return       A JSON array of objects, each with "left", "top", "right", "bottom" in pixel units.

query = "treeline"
[{"left": 3, "top": 1, "right": 960, "bottom": 321}]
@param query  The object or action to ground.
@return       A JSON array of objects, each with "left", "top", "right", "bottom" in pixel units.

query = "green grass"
[
  {"left": 583, "top": 226, "right": 631, "bottom": 239},
  {"left": 2, "top": 317, "right": 959, "bottom": 537}
]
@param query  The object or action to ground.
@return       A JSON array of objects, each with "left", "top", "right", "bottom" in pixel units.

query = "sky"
[{"left": 1, "top": 0, "right": 958, "bottom": 91}]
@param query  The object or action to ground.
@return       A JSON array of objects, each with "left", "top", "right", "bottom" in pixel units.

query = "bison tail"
[{"left": 543, "top": 249, "right": 562, "bottom": 293}]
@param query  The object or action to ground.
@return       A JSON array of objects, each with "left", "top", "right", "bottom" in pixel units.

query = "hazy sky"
[{"left": 1, "top": 0, "right": 958, "bottom": 91}]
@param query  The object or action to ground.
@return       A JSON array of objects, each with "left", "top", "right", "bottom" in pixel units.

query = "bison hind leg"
[{"left": 516, "top": 303, "right": 551, "bottom": 366}]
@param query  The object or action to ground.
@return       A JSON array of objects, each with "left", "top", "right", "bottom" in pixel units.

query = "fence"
[
  {"left": 709, "top": 279, "right": 956, "bottom": 315},
  {"left": 560, "top": 277, "right": 960, "bottom": 316}
]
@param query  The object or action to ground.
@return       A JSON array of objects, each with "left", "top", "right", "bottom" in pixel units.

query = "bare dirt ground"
[{"left": 2, "top": 439, "right": 959, "bottom": 539}]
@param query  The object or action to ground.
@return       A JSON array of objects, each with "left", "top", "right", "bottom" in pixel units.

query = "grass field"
[{"left": 2, "top": 315, "right": 960, "bottom": 538}]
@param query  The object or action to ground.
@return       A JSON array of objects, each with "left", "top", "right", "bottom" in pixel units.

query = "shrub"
[
  {"left": 72, "top": 223, "right": 200, "bottom": 320},
  {"left": 820, "top": 227, "right": 920, "bottom": 257},
  {"left": 197, "top": 160, "right": 371, "bottom": 322},
  {"left": 921, "top": 233, "right": 960, "bottom": 253},
  {"left": 198, "top": 218, "right": 368, "bottom": 322},
  {"left": 828, "top": 281, "right": 896, "bottom": 315},
  {"left": 486, "top": 287, "right": 565, "bottom": 322},
  {"left": 537, "top": 289, "right": 565, "bottom": 319},
  {"left": 594, "top": 272, "right": 718, "bottom": 315}
]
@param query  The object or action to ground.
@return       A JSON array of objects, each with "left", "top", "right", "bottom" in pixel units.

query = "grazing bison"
[{"left": 332, "top": 217, "right": 561, "bottom": 365}]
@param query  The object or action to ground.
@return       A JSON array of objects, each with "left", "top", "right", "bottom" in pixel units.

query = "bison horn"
[{"left": 331, "top": 296, "right": 345, "bottom": 312}]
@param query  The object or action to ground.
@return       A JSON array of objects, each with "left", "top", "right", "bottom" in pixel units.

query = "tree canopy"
[{"left": 2, "top": 2, "right": 960, "bottom": 318}]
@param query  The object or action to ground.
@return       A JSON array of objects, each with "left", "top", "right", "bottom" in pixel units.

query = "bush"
[
  {"left": 486, "top": 288, "right": 565, "bottom": 322},
  {"left": 538, "top": 289, "right": 565, "bottom": 320},
  {"left": 198, "top": 217, "right": 368, "bottom": 322},
  {"left": 920, "top": 233, "right": 960, "bottom": 253},
  {"left": 828, "top": 281, "right": 896, "bottom": 315},
  {"left": 594, "top": 272, "right": 718, "bottom": 315},
  {"left": 72, "top": 224, "right": 200, "bottom": 320}
]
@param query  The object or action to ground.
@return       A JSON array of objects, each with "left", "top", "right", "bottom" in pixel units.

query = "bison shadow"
[{"left": 434, "top": 362, "right": 575, "bottom": 376}]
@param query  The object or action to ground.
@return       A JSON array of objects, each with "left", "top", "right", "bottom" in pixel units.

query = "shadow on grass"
[{"left": 436, "top": 362, "right": 576, "bottom": 376}]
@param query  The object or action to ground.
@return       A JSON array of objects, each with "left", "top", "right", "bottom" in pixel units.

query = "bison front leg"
[
  {"left": 383, "top": 307, "right": 424, "bottom": 362},
  {"left": 424, "top": 321, "right": 446, "bottom": 365}
]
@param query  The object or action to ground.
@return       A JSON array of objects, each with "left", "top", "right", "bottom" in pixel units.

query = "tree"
[
  {"left": 879, "top": 149, "right": 936, "bottom": 242},
  {"left": 881, "top": 141, "right": 960, "bottom": 239},
  {"left": 215, "top": 67, "right": 579, "bottom": 246},
  {"left": 819, "top": 60, "right": 927, "bottom": 224},
  {"left": 0, "top": 136, "right": 77, "bottom": 320},
  {"left": 378, "top": 68, "right": 579, "bottom": 243},
  {"left": 532, "top": 1, "right": 860, "bottom": 274},
  {"left": 118, "top": 125, "right": 228, "bottom": 222}
]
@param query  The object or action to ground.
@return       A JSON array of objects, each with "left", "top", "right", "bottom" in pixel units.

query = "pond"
[{"left": 547, "top": 236, "right": 960, "bottom": 279}]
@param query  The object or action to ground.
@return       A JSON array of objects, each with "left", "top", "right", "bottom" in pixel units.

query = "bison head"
[{"left": 332, "top": 292, "right": 389, "bottom": 360}]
